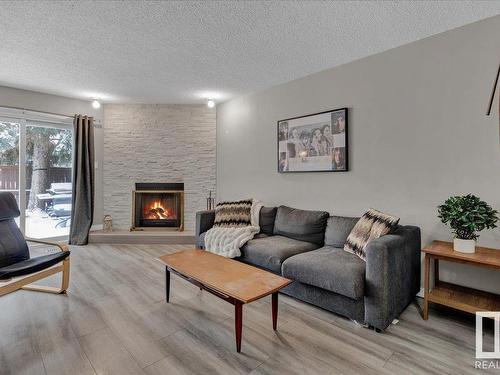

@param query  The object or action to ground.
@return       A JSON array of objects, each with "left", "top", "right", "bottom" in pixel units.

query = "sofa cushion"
[
  {"left": 282, "top": 246, "right": 365, "bottom": 300},
  {"left": 259, "top": 206, "right": 277, "bottom": 235},
  {"left": 273, "top": 206, "right": 329, "bottom": 245},
  {"left": 324, "top": 216, "right": 359, "bottom": 247},
  {"left": 239, "top": 235, "right": 318, "bottom": 274}
]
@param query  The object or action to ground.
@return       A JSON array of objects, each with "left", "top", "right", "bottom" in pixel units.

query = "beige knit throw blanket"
[{"left": 204, "top": 199, "right": 263, "bottom": 258}]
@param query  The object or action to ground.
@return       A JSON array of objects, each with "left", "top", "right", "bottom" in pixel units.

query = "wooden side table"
[{"left": 422, "top": 241, "right": 500, "bottom": 319}]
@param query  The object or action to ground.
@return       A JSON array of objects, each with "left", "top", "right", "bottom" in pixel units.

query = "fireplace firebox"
[{"left": 131, "top": 183, "right": 184, "bottom": 231}]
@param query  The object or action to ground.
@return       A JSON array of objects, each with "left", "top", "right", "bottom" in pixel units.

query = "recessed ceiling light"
[
  {"left": 195, "top": 91, "right": 226, "bottom": 102},
  {"left": 207, "top": 99, "right": 215, "bottom": 108},
  {"left": 92, "top": 99, "right": 101, "bottom": 109}
]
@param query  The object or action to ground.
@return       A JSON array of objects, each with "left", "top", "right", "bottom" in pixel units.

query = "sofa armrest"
[
  {"left": 364, "top": 225, "right": 421, "bottom": 330},
  {"left": 195, "top": 210, "right": 215, "bottom": 249}
]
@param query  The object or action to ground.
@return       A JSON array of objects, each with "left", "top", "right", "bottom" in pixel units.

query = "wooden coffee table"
[{"left": 158, "top": 249, "right": 292, "bottom": 352}]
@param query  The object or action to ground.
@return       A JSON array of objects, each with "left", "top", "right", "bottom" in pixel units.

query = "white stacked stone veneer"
[{"left": 103, "top": 104, "right": 216, "bottom": 230}]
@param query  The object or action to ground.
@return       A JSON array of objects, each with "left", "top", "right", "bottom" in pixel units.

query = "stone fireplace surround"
[{"left": 103, "top": 104, "right": 216, "bottom": 231}]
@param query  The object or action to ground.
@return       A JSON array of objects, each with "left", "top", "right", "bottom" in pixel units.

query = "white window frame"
[{"left": 0, "top": 108, "right": 73, "bottom": 238}]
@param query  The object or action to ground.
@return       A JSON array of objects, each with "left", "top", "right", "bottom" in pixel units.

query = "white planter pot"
[{"left": 453, "top": 238, "right": 476, "bottom": 253}]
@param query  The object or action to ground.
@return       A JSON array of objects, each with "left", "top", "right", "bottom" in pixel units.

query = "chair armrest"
[
  {"left": 25, "top": 238, "right": 69, "bottom": 253},
  {"left": 364, "top": 226, "right": 421, "bottom": 330}
]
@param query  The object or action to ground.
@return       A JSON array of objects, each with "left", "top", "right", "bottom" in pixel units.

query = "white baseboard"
[{"left": 90, "top": 224, "right": 103, "bottom": 232}]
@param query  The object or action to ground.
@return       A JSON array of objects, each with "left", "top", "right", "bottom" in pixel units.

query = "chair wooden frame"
[{"left": 0, "top": 238, "right": 70, "bottom": 297}]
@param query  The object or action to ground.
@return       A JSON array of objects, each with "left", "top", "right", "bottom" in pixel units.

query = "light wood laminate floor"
[{"left": 0, "top": 244, "right": 496, "bottom": 375}]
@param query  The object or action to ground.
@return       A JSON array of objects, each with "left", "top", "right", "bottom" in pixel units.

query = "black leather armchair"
[{"left": 0, "top": 192, "right": 70, "bottom": 297}]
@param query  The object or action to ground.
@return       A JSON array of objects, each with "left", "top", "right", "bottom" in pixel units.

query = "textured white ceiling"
[{"left": 0, "top": 1, "right": 499, "bottom": 104}]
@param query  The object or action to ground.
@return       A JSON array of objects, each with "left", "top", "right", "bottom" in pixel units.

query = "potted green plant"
[{"left": 438, "top": 194, "right": 498, "bottom": 253}]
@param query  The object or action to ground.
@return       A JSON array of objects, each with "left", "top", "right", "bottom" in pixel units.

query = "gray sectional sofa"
[{"left": 195, "top": 205, "right": 421, "bottom": 331}]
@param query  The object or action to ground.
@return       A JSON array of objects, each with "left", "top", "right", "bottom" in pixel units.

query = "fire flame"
[{"left": 144, "top": 200, "right": 173, "bottom": 220}]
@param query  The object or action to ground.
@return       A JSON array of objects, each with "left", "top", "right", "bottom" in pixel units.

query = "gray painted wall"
[
  {"left": 0, "top": 86, "right": 104, "bottom": 226},
  {"left": 217, "top": 16, "right": 500, "bottom": 293},
  {"left": 103, "top": 104, "right": 216, "bottom": 231}
]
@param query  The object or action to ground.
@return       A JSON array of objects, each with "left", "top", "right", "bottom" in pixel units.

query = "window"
[{"left": 0, "top": 109, "right": 73, "bottom": 240}]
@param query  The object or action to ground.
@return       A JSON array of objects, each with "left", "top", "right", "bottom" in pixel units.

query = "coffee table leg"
[
  {"left": 166, "top": 267, "right": 170, "bottom": 303},
  {"left": 272, "top": 292, "right": 278, "bottom": 330},
  {"left": 235, "top": 301, "right": 243, "bottom": 353}
]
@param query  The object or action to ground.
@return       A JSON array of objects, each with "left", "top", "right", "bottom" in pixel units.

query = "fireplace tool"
[{"left": 206, "top": 191, "right": 215, "bottom": 210}]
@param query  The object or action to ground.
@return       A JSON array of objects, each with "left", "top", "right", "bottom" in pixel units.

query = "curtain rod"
[{"left": 0, "top": 105, "right": 102, "bottom": 127}]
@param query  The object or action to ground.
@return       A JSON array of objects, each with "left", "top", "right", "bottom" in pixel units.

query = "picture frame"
[{"left": 277, "top": 107, "right": 348, "bottom": 173}]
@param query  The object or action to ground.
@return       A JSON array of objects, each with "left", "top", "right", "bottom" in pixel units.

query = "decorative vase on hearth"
[{"left": 103, "top": 215, "right": 113, "bottom": 232}]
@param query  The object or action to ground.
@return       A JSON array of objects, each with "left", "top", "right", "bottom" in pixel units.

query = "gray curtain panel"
[{"left": 69, "top": 115, "right": 95, "bottom": 245}]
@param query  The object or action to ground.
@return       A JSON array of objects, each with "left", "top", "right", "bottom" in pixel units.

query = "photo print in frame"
[{"left": 278, "top": 108, "right": 348, "bottom": 173}]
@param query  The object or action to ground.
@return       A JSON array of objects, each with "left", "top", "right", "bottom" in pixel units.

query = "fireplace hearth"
[{"left": 131, "top": 183, "right": 184, "bottom": 231}]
